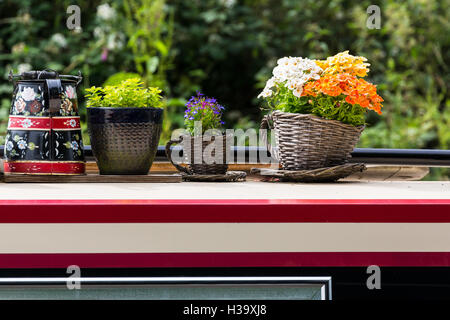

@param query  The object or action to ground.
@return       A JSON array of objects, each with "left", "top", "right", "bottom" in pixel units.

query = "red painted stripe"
[
  {"left": 2, "top": 199, "right": 450, "bottom": 205},
  {"left": 0, "top": 252, "right": 448, "bottom": 268},
  {"left": 3, "top": 162, "right": 85, "bottom": 175},
  {"left": 0, "top": 199, "right": 448, "bottom": 223},
  {"left": 8, "top": 116, "right": 51, "bottom": 130},
  {"left": 51, "top": 117, "right": 81, "bottom": 130},
  {"left": 7, "top": 116, "right": 81, "bottom": 130}
]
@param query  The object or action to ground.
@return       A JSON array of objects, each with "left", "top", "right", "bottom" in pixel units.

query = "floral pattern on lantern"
[
  {"left": 21, "top": 87, "right": 36, "bottom": 101},
  {"left": 11, "top": 84, "right": 44, "bottom": 116},
  {"left": 60, "top": 84, "right": 78, "bottom": 116}
]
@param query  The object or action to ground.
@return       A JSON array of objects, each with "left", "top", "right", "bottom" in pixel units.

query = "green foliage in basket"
[
  {"left": 184, "top": 92, "right": 225, "bottom": 135},
  {"left": 272, "top": 86, "right": 366, "bottom": 126},
  {"left": 85, "top": 78, "right": 163, "bottom": 109},
  {"left": 258, "top": 53, "right": 382, "bottom": 127}
]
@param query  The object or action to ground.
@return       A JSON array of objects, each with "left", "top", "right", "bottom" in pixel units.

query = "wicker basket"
[
  {"left": 166, "top": 134, "right": 230, "bottom": 175},
  {"left": 261, "top": 110, "right": 364, "bottom": 170}
]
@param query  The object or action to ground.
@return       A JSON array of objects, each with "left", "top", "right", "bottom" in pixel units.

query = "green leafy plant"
[
  {"left": 184, "top": 92, "right": 225, "bottom": 135},
  {"left": 270, "top": 86, "right": 367, "bottom": 126},
  {"left": 123, "top": 0, "right": 174, "bottom": 90},
  {"left": 103, "top": 72, "right": 142, "bottom": 86},
  {"left": 85, "top": 78, "right": 163, "bottom": 108},
  {"left": 258, "top": 53, "right": 382, "bottom": 127}
]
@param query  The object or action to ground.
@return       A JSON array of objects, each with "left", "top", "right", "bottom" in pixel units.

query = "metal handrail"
[{"left": 1, "top": 146, "right": 450, "bottom": 166}]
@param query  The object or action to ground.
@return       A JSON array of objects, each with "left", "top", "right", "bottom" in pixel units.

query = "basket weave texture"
[
  {"left": 182, "top": 171, "right": 246, "bottom": 182},
  {"left": 261, "top": 110, "right": 364, "bottom": 170},
  {"left": 166, "top": 135, "right": 229, "bottom": 175},
  {"left": 251, "top": 163, "right": 366, "bottom": 183}
]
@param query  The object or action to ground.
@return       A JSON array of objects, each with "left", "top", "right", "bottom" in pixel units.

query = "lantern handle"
[
  {"left": 8, "top": 70, "right": 82, "bottom": 86},
  {"left": 8, "top": 70, "right": 16, "bottom": 86}
]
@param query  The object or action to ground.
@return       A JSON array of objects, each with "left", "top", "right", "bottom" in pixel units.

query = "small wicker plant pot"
[
  {"left": 261, "top": 110, "right": 364, "bottom": 170},
  {"left": 166, "top": 134, "right": 230, "bottom": 175}
]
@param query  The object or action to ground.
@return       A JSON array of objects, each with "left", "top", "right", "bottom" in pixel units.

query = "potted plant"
[
  {"left": 165, "top": 92, "right": 229, "bottom": 175},
  {"left": 258, "top": 51, "right": 383, "bottom": 170},
  {"left": 85, "top": 78, "right": 163, "bottom": 175}
]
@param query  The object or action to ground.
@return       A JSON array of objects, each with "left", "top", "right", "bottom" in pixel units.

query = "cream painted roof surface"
[{"left": 0, "top": 181, "right": 448, "bottom": 200}]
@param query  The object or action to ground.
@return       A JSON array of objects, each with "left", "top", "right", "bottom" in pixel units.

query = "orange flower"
[
  {"left": 302, "top": 82, "right": 318, "bottom": 97},
  {"left": 302, "top": 73, "right": 383, "bottom": 114},
  {"left": 315, "top": 51, "right": 370, "bottom": 77}
]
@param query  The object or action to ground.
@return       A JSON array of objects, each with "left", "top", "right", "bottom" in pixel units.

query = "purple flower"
[
  {"left": 101, "top": 48, "right": 108, "bottom": 61},
  {"left": 184, "top": 92, "right": 225, "bottom": 133}
]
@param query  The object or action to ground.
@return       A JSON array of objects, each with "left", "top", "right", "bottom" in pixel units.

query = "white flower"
[
  {"left": 68, "top": 119, "right": 77, "bottom": 127},
  {"left": 106, "top": 33, "right": 124, "bottom": 50},
  {"left": 11, "top": 42, "right": 25, "bottom": 54},
  {"left": 93, "top": 27, "right": 104, "bottom": 39},
  {"left": 257, "top": 89, "right": 273, "bottom": 99},
  {"left": 292, "top": 87, "right": 303, "bottom": 98},
  {"left": 51, "top": 33, "right": 67, "bottom": 48},
  {"left": 5, "top": 141, "right": 13, "bottom": 152},
  {"left": 220, "top": 0, "right": 236, "bottom": 8},
  {"left": 258, "top": 56, "right": 323, "bottom": 100},
  {"left": 65, "top": 86, "right": 76, "bottom": 99},
  {"left": 258, "top": 76, "right": 277, "bottom": 98},
  {"left": 97, "top": 3, "right": 116, "bottom": 21},
  {"left": 277, "top": 57, "right": 290, "bottom": 67},
  {"left": 21, "top": 87, "right": 36, "bottom": 101},
  {"left": 17, "top": 140, "right": 27, "bottom": 150},
  {"left": 286, "top": 80, "right": 297, "bottom": 90},
  {"left": 272, "top": 65, "right": 287, "bottom": 80},
  {"left": 18, "top": 63, "right": 32, "bottom": 74}
]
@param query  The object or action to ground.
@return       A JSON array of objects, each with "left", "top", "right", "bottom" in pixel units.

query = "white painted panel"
[
  {"left": 0, "top": 181, "right": 449, "bottom": 200},
  {"left": 0, "top": 223, "right": 449, "bottom": 253}
]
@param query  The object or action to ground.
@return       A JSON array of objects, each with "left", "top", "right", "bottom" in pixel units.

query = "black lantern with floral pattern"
[{"left": 4, "top": 70, "right": 85, "bottom": 175}]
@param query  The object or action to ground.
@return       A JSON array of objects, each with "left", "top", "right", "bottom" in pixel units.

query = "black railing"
[
  {"left": 1, "top": 146, "right": 450, "bottom": 166},
  {"left": 348, "top": 148, "right": 450, "bottom": 167}
]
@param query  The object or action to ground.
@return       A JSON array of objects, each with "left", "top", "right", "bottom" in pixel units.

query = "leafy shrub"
[
  {"left": 103, "top": 72, "right": 141, "bottom": 86},
  {"left": 85, "top": 78, "right": 163, "bottom": 108}
]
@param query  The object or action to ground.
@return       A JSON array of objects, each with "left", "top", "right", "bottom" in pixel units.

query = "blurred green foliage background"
[{"left": 0, "top": 0, "right": 449, "bottom": 178}]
